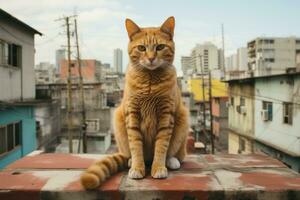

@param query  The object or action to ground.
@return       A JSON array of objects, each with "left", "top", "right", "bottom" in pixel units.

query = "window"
[
  {"left": 262, "top": 101, "right": 273, "bottom": 121},
  {"left": 0, "top": 40, "right": 22, "bottom": 67},
  {"left": 0, "top": 122, "right": 21, "bottom": 155},
  {"left": 238, "top": 137, "right": 246, "bottom": 153},
  {"left": 265, "top": 58, "right": 275, "bottom": 63},
  {"left": 283, "top": 103, "right": 293, "bottom": 125},
  {"left": 240, "top": 97, "right": 245, "bottom": 106},
  {"left": 230, "top": 97, "right": 234, "bottom": 106}
]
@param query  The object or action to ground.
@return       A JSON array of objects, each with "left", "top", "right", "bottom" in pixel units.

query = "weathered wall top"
[{"left": 1, "top": 151, "right": 300, "bottom": 200}]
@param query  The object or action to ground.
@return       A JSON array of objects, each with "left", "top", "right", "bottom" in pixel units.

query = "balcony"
[{"left": 1, "top": 151, "right": 300, "bottom": 200}]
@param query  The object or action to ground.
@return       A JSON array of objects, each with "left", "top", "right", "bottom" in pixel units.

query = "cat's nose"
[{"left": 148, "top": 57, "right": 155, "bottom": 63}]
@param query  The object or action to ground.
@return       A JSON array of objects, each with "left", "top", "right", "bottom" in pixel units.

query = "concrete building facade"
[
  {"left": 227, "top": 72, "right": 300, "bottom": 172},
  {"left": 36, "top": 83, "right": 111, "bottom": 153},
  {"left": 113, "top": 48, "right": 123, "bottom": 73},
  {"left": 35, "top": 62, "right": 58, "bottom": 84},
  {"left": 227, "top": 80, "right": 255, "bottom": 154},
  {"left": 0, "top": 9, "right": 41, "bottom": 168},
  {"left": 254, "top": 73, "right": 300, "bottom": 172},
  {"left": 237, "top": 47, "right": 248, "bottom": 71},
  {"left": 59, "top": 59, "right": 104, "bottom": 83},
  {"left": 55, "top": 49, "right": 65, "bottom": 71},
  {"left": 212, "top": 96, "right": 228, "bottom": 153},
  {"left": 181, "top": 56, "right": 192, "bottom": 75},
  {"left": 191, "top": 42, "right": 219, "bottom": 74},
  {"left": 248, "top": 37, "right": 300, "bottom": 76}
]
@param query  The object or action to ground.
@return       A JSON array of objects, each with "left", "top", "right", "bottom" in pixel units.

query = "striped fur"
[
  {"left": 81, "top": 16, "right": 189, "bottom": 189},
  {"left": 80, "top": 153, "right": 128, "bottom": 189}
]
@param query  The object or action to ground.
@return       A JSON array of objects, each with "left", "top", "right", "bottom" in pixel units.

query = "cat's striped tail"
[{"left": 80, "top": 153, "right": 128, "bottom": 189}]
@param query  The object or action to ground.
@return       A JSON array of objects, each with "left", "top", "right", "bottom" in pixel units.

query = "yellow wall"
[
  {"left": 188, "top": 79, "right": 228, "bottom": 101},
  {"left": 228, "top": 132, "right": 254, "bottom": 154},
  {"left": 228, "top": 132, "right": 239, "bottom": 154}
]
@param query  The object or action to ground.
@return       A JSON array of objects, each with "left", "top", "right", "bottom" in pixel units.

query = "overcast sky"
[{"left": 1, "top": 0, "right": 300, "bottom": 74}]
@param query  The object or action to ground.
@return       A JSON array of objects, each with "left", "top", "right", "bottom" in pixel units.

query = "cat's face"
[{"left": 125, "top": 17, "right": 175, "bottom": 70}]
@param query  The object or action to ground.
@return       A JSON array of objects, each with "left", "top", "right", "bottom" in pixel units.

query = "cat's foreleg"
[
  {"left": 151, "top": 112, "right": 173, "bottom": 178},
  {"left": 114, "top": 105, "right": 131, "bottom": 157},
  {"left": 125, "top": 103, "right": 145, "bottom": 179}
]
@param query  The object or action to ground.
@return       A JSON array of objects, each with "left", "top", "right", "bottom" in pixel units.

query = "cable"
[{"left": 35, "top": 34, "right": 61, "bottom": 46}]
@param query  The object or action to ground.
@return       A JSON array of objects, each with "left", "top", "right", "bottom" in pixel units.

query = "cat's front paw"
[
  {"left": 128, "top": 166, "right": 145, "bottom": 179},
  {"left": 166, "top": 157, "right": 181, "bottom": 170},
  {"left": 151, "top": 165, "right": 168, "bottom": 179}
]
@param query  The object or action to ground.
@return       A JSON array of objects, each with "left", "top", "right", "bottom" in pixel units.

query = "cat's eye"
[
  {"left": 138, "top": 45, "right": 146, "bottom": 51},
  {"left": 156, "top": 44, "right": 165, "bottom": 51}
]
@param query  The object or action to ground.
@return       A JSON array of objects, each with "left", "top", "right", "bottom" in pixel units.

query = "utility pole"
[
  {"left": 208, "top": 71, "right": 215, "bottom": 154},
  {"left": 56, "top": 14, "right": 77, "bottom": 154},
  {"left": 66, "top": 16, "right": 73, "bottom": 153},
  {"left": 74, "top": 18, "right": 87, "bottom": 153}
]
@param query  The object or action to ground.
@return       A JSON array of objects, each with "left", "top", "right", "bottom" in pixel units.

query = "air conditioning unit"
[
  {"left": 240, "top": 106, "right": 246, "bottom": 114},
  {"left": 261, "top": 110, "right": 269, "bottom": 121}
]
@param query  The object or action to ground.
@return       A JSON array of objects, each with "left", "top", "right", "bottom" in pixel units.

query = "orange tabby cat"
[{"left": 81, "top": 16, "right": 189, "bottom": 189}]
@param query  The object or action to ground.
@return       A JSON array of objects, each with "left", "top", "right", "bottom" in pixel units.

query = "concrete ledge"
[{"left": 1, "top": 152, "right": 300, "bottom": 200}]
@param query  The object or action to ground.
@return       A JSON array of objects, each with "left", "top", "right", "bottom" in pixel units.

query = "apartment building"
[
  {"left": 226, "top": 71, "right": 300, "bottom": 172},
  {"left": 248, "top": 37, "right": 300, "bottom": 76},
  {"left": 0, "top": 9, "right": 41, "bottom": 168}
]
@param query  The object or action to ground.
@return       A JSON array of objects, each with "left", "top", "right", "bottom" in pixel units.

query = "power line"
[{"left": 35, "top": 33, "right": 61, "bottom": 46}]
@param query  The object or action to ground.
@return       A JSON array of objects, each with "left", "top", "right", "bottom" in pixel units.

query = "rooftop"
[
  {"left": 0, "top": 8, "right": 42, "bottom": 35},
  {"left": 1, "top": 151, "right": 300, "bottom": 200}
]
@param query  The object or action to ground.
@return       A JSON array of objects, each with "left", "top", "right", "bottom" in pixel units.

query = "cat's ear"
[
  {"left": 160, "top": 16, "right": 175, "bottom": 39},
  {"left": 125, "top": 18, "right": 141, "bottom": 40}
]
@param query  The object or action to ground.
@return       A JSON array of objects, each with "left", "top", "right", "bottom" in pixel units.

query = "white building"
[
  {"left": 248, "top": 37, "right": 300, "bottom": 76},
  {"left": 35, "top": 62, "right": 58, "bottom": 84},
  {"left": 55, "top": 49, "right": 66, "bottom": 71},
  {"left": 191, "top": 42, "right": 219, "bottom": 74},
  {"left": 113, "top": 48, "right": 123, "bottom": 73},
  {"left": 181, "top": 56, "right": 192, "bottom": 75},
  {"left": 237, "top": 47, "right": 248, "bottom": 71},
  {"left": 0, "top": 9, "right": 41, "bottom": 101},
  {"left": 254, "top": 72, "right": 300, "bottom": 172},
  {"left": 227, "top": 71, "right": 300, "bottom": 172},
  {"left": 0, "top": 8, "right": 41, "bottom": 168}
]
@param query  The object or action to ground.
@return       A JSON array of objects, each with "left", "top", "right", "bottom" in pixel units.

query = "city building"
[
  {"left": 237, "top": 47, "right": 248, "bottom": 71},
  {"left": 226, "top": 71, "right": 300, "bottom": 172},
  {"left": 36, "top": 82, "right": 111, "bottom": 153},
  {"left": 218, "top": 49, "right": 225, "bottom": 70},
  {"left": 190, "top": 42, "right": 219, "bottom": 74},
  {"left": 181, "top": 56, "right": 192, "bottom": 75},
  {"left": 187, "top": 77, "right": 228, "bottom": 151},
  {"left": 35, "top": 62, "right": 59, "bottom": 84},
  {"left": 226, "top": 48, "right": 247, "bottom": 72},
  {"left": 212, "top": 96, "right": 228, "bottom": 153},
  {"left": 227, "top": 79, "right": 255, "bottom": 155},
  {"left": 59, "top": 59, "right": 104, "bottom": 83},
  {"left": 248, "top": 37, "right": 300, "bottom": 76},
  {"left": 55, "top": 49, "right": 66, "bottom": 71},
  {"left": 113, "top": 48, "right": 123, "bottom": 73},
  {"left": 0, "top": 9, "right": 41, "bottom": 168}
]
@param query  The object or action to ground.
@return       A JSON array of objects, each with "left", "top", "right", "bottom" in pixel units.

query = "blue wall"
[{"left": 0, "top": 106, "right": 36, "bottom": 169}]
